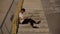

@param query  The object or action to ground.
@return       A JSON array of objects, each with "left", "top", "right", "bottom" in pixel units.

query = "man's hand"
[{"left": 19, "top": 17, "right": 24, "bottom": 20}]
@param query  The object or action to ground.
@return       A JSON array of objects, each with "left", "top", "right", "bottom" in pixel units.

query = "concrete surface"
[
  {"left": 0, "top": 0, "right": 50, "bottom": 34},
  {"left": 1, "top": 0, "right": 60, "bottom": 34},
  {"left": 41, "top": 0, "right": 60, "bottom": 34}
]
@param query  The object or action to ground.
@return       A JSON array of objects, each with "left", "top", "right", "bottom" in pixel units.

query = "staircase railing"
[{"left": 11, "top": 0, "right": 24, "bottom": 34}]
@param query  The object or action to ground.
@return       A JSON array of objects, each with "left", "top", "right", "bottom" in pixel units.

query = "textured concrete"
[
  {"left": 0, "top": 0, "right": 60, "bottom": 34},
  {"left": 46, "top": 13, "right": 60, "bottom": 34},
  {"left": 41, "top": 0, "right": 60, "bottom": 34},
  {"left": 18, "top": 32, "right": 49, "bottom": 34}
]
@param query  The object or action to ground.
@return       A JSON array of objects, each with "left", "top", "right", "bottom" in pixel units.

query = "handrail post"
[{"left": 11, "top": 0, "right": 24, "bottom": 34}]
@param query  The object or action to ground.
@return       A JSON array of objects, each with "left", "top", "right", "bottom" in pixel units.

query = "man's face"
[{"left": 21, "top": 10, "right": 25, "bottom": 13}]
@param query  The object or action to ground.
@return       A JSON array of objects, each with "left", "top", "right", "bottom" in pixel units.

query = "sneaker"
[{"left": 36, "top": 21, "right": 41, "bottom": 24}]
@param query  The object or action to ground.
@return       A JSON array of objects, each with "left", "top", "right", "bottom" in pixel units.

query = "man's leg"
[
  {"left": 28, "top": 18, "right": 41, "bottom": 24},
  {"left": 29, "top": 18, "right": 40, "bottom": 28},
  {"left": 22, "top": 18, "right": 40, "bottom": 28},
  {"left": 22, "top": 18, "right": 34, "bottom": 27}
]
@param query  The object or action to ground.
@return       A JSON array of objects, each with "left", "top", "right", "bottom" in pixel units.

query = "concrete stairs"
[{"left": 18, "top": 0, "right": 50, "bottom": 34}]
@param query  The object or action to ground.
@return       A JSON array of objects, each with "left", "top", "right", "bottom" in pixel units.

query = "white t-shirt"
[{"left": 19, "top": 12, "right": 24, "bottom": 23}]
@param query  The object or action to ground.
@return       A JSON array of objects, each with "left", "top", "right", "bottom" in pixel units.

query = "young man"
[{"left": 18, "top": 8, "right": 41, "bottom": 28}]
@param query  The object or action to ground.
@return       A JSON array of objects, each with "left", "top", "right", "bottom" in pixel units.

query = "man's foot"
[
  {"left": 36, "top": 21, "right": 41, "bottom": 24},
  {"left": 32, "top": 26, "right": 39, "bottom": 28}
]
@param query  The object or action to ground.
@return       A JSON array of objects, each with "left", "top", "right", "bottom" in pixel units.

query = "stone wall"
[{"left": 41, "top": 0, "right": 60, "bottom": 34}]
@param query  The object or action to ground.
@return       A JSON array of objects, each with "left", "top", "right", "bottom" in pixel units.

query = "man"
[{"left": 18, "top": 8, "right": 41, "bottom": 28}]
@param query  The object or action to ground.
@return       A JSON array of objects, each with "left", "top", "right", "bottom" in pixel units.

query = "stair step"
[
  {"left": 18, "top": 27, "right": 49, "bottom": 33},
  {"left": 18, "top": 32, "right": 50, "bottom": 34}
]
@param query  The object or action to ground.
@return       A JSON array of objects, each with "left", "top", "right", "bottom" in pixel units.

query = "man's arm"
[{"left": 19, "top": 17, "right": 24, "bottom": 20}]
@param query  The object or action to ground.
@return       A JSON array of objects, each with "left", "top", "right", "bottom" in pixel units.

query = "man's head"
[{"left": 21, "top": 8, "right": 25, "bottom": 13}]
